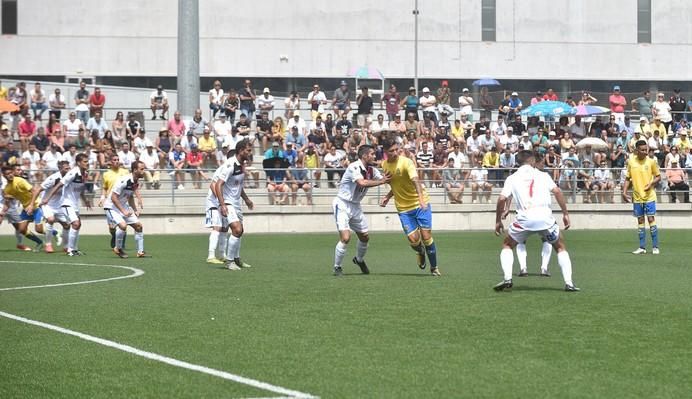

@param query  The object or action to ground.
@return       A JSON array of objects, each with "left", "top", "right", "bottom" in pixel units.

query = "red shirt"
[
  {"left": 186, "top": 151, "right": 203, "bottom": 166},
  {"left": 89, "top": 93, "right": 106, "bottom": 107},
  {"left": 18, "top": 120, "right": 36, "bottom": 137},
  {"left": 609, "top": 94, "right": 626, "bottom": 113},
  {"left": 542, "top": 93, "right": 558, "bottom": 101}
]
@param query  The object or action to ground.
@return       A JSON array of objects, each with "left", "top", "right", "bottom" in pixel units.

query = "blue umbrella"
[
  {"left": 521, "top": 101, "right": 576, "bottom": 117},
  {"left": 472, "top": 78, "right": 501, "bottom": 87}
]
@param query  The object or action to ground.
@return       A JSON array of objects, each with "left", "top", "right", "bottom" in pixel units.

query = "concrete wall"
[{"left": 1, "top": 0, "right": 691, "bottom": 81}]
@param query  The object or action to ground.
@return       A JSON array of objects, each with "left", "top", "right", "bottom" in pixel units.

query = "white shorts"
[
  {"left": 332, "top": 197, "right": 368, "bottom": 233},
  {"left": 508, "top": 218, "right": 560, "bottom": 245},
  {"left": 5, "top": 208, "right": 22, "bottom": 224},
  {"left": 62, "top": 205, "right": 80, "bottom": 224},
  {"left": 224, "top": 203, "right": 242, "bottom": 225},
  {"left": 106, "top": 208, "right": 139, "bottom": 226},
  {"left": 42, "top": 204, "right": 68, "bottom": 223},
  {"left": 205, "top": 207, "right": 229, "bottom": 229}
]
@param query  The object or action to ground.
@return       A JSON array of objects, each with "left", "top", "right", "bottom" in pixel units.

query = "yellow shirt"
[
  {"left": 648, "top": 122, "right": 667, "bottom": 137},
  {"left": 676, "top": 137, "right": 691, "bottom": 152},
  {"left": 103, "top": 167, "right": 129, "bottom": 195},
  {"left": 198, "top": 135, "right": 217, "bottom": 152},
  {"left": 451, "top": 125, "right": 464, "bottom": 140},
  {"left": 3, "top": 176, "right": 37, "bottom": 208},
  {"left": 0, "top": 86, "right": 8, "bottom": 100},
  {"left": 482, "top": 151, "right": 499, "bottom": 167},
  {"left": 382, "top": 155, "right": 430, "bottom": 212},
  {"left": 635, "top": 123, "right": 652, "bottom": 137},
  {"left": 625, "top": 156, "right": 659, "bottom": 203},
  {"left": 304, "top": 152, "right": 319, "bottom": 169}
]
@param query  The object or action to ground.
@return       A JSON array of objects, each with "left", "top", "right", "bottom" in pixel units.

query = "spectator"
[
  {"left": 283, "top": 142, "right": 298, "bottom": 167},
  {"left": 652, "top": 92, "right": 673, "bottom": 132},
  {"left": 634, "top": 116, "right": 652, "bottom": 137},
  {"left": 530, "top": 90, "right": 543, "bottom": 105},
  {"left": 631, "top": 90, "right": 653, "bottom": 120},
  {"left": 458, "top": 88, "right": 474, "bottom": 120},
  {"left": 30, "top": 127, "right": 50, "bottom": 154},
  {"left": 208, "top": 80, "right": 224, "bottom": 118},
  {"left": 239, "top": 79, "right": 256, "bottom": 118},
  {"left": 592, "top": 160, "right": 615, "bottom": 203},
  {"left": 116, "top": 142, "right": 135, "bottom": 170},
  {"left": 666, "top": 160, "right": 689, "bottom": 203},
  {"left": 169, "top": 143, "right": 187, "bottom": 189},
  {"left": 507, "top": 92, "right": 523, "bottom": 119},
  {"left": 150, "top": 84, "right": 169, "bottom": 120},
  {"left": 304, "top": 143, "right": 321, "bottom": 187},
  {"left": 668, "top": 89, "right": 686, "bottom": 123},
  {"left": 443, "top": 157, "right": 465, "bottom": 204},
  {"left": 559, "top": 131, "right": 575, "bottom": 158},
  {"left": 332, "top": 81, "right": 351, "bottom": 117},
  {"left": 284, "top": 91, "right": 300, "bottom": 120},
  {"left": 543, "top": 88, "right": 558, "bottom": 101},
  {"left": 40, "top": 144, "right": 62, "bottom": 172},
  {"left": 188, "top": 108, "right": 209, "bottom": 136},
  {"left": 86, "top": 111, "right": 108, "bottom": 139},
  {"left": 61, "top": 144, "right": 78, "bottom": 168},
  {"left": 18, "top": 114, "right": 36, "bottom": 152},
  {"left": 62, "top": 111, "right": 82, "bottom": 146},
  {"left": 650, "top": 117, "right": 668, "bottom": 138},
  {"left": 10, "top": 81, "right": 29, "bottom": 115},
  {"left": 185, "top": 144, "right": 206, "bottom": 189},
  {"left": 479, "top": 87, "right": 494, "bottom": 121},
  {"left": 29, "top": 82, "right": 48, "bottom": 121},
  {"left": 21, "top": 142, "right": 42, "bottom": 181},
  {"left": 223, "top": 89, "right": 239, "bottom": 121},
  {"left": 415, "top": 141, "right": 434, "bottom": 187},
  {"left": 323, "top": 145, "right": 346, "bottom": 188},
  {"left": 674, "top": 131, "right": 691, "bottom": 154},
  {"left": 270, "top": 117, "right": 286, "bottom": 147},
  {"left": 381, "top": 84, "right": 401, "bottom": 122},
  {"left": 107, "top": 112, "right": 126, "bottom": 146},
  {"left": 167, "top": 111, "right": 186, "bottom": 139},
  {"left": 390, "top": 113, "right": 407, "bottom": 135},
  {"left": 51, "top": 127, "right": 67, "bottom": 152},
  {"left": 544, "top": 146, "right": 561, "bottom": 181},
  {"left": 198, "top": 127, "right": 217, "bottom": 168},
  {"left": 500, "top": 127, "right": 519, "bottom": 154},
  {"left": 285, "top": 126, "right": 307, "bottom": 153},
  {"left": 307, "top": 84, "right": 328, "bottom": 121},
  {"left": 577, "top": 159, "right": 595, "bottom": 203},
  {"left": 234, "top": 113, "right": 252, "bottom": 140},
  {"left": 509, "top": 115, "right": 526, "bottom": 136},
  {"left": 88, "top": 87, "right": 106, "bottom": 117},
  {"left": 479, "top": 127, "right": 496, "bottom": 154},
  {"left": 369, "top": 114, "right": 387, "bottom": 134},
  {"left": 266, "top": 158, "right": 289, "bottom": 205},
  {"left": 287, "top": 112, "right": 307, "bottom": 137},
  {"left": 133, "top": 129, "right": 152, "bottom": 157},
  {"left": 139, "top": 144, "right": 161, "bottom": 189},
  {"left": 255, "top": 111, "right": 273, "bottom": 152},
  {"left": 74, "top": 128, "right": 89, "bottom": 151},
  {"left": 400, "top": 87, "right": 419, "bottom": 121},
  {"left": 264, "top": 141, "right": 284, "bottom": 160},
  {"left": 356, "top": 86, "right": 373, "bottom": 128},
  {"left": 518, "top": 132, "right": 532, "bottom": 151},
  {"left": 213, "top": 112, "right": 233, "bottom": 149},
  {"left": 126, "top": 112, "right": 142, "bottom": 144},
  {"left": 180, "top": 131, "right": 198, "bottom": 153},
  {"left": 155, "top": 127, "right": 173, "bottom": 168},
  {"left": 0, "top": 124, "right": 11, "bottom": 152},
  {"left": 287, "top": 154, "right": 312, "bottom": 206},
  {"left": 482, "top": 146, "right": 501, "bottom": 185},
  {"left": 256, "top": 87, "right": 275, "bottom": 119},
  {"left": 48, "top": 87, "right": 66, "bottom": 120},
  {"left": 611, "top": 144, "right": 627, "bottom": 169},
  {"left": 435, "top": 80, "right": 454, "bottom": 116},
  {"left": 469, "top": 158, "right": 493, "bottom": 203},
  {"left": 419, "top": 87, "right": 437, "bottom": 123},
  {"left": 0, "top": 80, "right": 7, "bottom": 100}
]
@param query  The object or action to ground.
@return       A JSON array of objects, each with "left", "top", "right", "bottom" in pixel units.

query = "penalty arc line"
[{"left": 0, "top": 260, "right": 318, "bottom": 399}]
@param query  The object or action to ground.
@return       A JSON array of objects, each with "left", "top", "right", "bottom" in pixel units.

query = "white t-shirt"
[
  {"left": 213, "top": 120, "right": 233, "bottom": 140},
  {"left": 256, "top": 95, "right": 275, "bottom": 111},
  {"left": 117, "top": 150, "right": 137, "bottom": 169},
  {"left": 150, "top": 90, "right": 168, "bottom": 103},
  {"left": 307, "top": 91, "right": 327, "bottom": 112},
  {"left": 21, "top": 150, "right": 41, "bottom": 169},
  {"left": 501, "top": 165, "right": 556, "bottom": 230},
  {"left": 61, "top": 167, "right": 87, "bottom": 208},
  {"left": 336, "top": 159, "right": 383, "bottom": 203},
  {"left": 42, "top": 151, "right": 63, "bottom": 171},
  {"left": 652, "top": 101, "right": 672, "bottom": 123},
  {"left": 447, "top": 151, "right": 468, "bottom": 169},
  {"left": 139, "top": 150, "right": 159, "bottom": 169},
  {"left": 419, "top": 95, "right": 437, "bottom": 112},
  {"left": 63, "top": 119, "right": 83, "bottom": 137},
  {"left": 40, "top": 171, "right": 64, "bottom": 209},
  {"left": 500, "top": 135, "right": 519, "bottom": 152},
  {"left": 133, "top": 136, "right": 152, "bottom": 154},
  {"left": 62, "top": 151, "right": 77, "bottom": 168},
  {"left": 458, "top": 95, "right": 474, "bottom": 115},
  {"left": 104, "top": 174, "right": 137, "bottom": 211},
  {"left": 209, "top": 88, "right": 224, "bottom": 105},
  {"left": 470, "top": 168, "right": 487, "bottom": 184},
  {"left": 218, "top": 156, "right": 245, "bottom": 207}
]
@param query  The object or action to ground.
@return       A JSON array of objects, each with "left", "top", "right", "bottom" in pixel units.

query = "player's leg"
[
  {"left": 17, "top": 213, "right": 43, "bottom": 250},
  {"left": 132, "top": 221, "right": 147, "bottom": 257},
  {"left": 417, "top": 206, "right": 439, "bottom": 275},
  {"left": 333, "top": 229, "right": 351, "bottom": 276},
  {"left": 494, "top": 232, "right": 519, "bottom": 291},
  {"left": 398, "top": 209, "right": 426, "bottom": 269},
  {"left": 516, "top": 241, "right": 528, "bottom": 276},
  {"left": 64, "top": 206, "right": 82, "bottom": 255},
  {"left": 226, "top": 207, "right": 250, "bottom": 269},
  {"left": 632, "top": 201, "right": 647, "bottom": 253},
  {"left": 549, "top": 229, "right": 579, "bottom": 291},
  {"left": 205, "top": 208, "right": 224, "bottom": 264},
  {"left": 351, "top": 205, "right": 370, "bottom": 274},
  {"left": 42, "top": 207, "right": 56, "bottom": 253},
  {"left": 540, "top": 239, "right": 552, "bottom": 276},
  {"left": 648, "top": 204, "right": 659, "bottom": 254}
]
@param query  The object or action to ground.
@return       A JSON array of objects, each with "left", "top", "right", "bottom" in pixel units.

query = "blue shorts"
[
  {"left": 397, "top": 205, "right": 433, "bottom": 236},
  {"left": 20, "top": 208, "right": 43, "bottom": 224},
  {"left": 633, "top": 201, "right": 656, "bottom": 217}
]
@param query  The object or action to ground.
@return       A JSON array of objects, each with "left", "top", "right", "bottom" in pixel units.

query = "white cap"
[
  {"left": 462, "top": 88, "right": 469, "bottom": 92},
  {"left": 263, "top": 87, "right": 270, "bottom": 93},
  {"left": 511, "top": 91, "right": 518, "bottom": 96},
  {"left": 521, "top": 132, "right": 529, "bottom": 137},
  {"left": 422, "top": 87, "right": 430, "bottom": 93},
  {"left": 640, "top": 116, "right": 648, "bottom": 122},
  {"left": 548, "top": 130, "right": 556, "bottom": 135}
]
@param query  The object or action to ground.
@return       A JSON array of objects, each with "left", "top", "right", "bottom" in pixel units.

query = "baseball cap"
[
  {"left": 187, "top": 131, "right": 194, "bottom": 136},
  {"left": 263, "top": 87, "right": 270, "bottom": 93},
  {"left": 674, "top": 88, "right": 681, "bottom": 93},
  {"left": 613, "top": 85, "right": 621, "bottom": 91},
  {"left": 156, "top": 84, "right": 163, "bottom": 90},
  {"left": 408, "top": 86, "right": 416, "bottom": 91},
  {"left": 681, "top": 130, "right": 688, "bottom": 135},
  {"left": 422, "top": 87, "right": 430, "bottom": 93},
  {"left": 521, "top": 132, "right": 529, "bottom": 137},
  {"left": 1, "top": 124, "right": 8, "bottom": 130},
  {"left": 640, "top": 116, "right": 648, "bottom": 121},
  {"left": 340, "top": 80, "right": 347, "bottom": 86},
  {"left": 548, "top": 130, "right": 556, "bottom": 136},
  {"left": 159, "top": 126, "right": 168, "bottom": 132},
  {"left": 511, "top": 91, "right": 518, "bottom": 96},
  {"left": 293, "top": 113, "right": 300, "bottom": 118},
  {"left": 272, "top": 141, "right": 280, "bottom": 147},
  {"left": 462, "top": 88, "right": 469, "bottom": 92}
]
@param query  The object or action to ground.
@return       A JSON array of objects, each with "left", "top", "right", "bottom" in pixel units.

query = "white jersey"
[
  {"left": 60, "top": 167, "right": 87, "bottom": 208},
  {"left": 40, "top": 171, "right": 64, "bottom": 209},
  {"left": 336, "top": 160, "right": 383, "bottom": 203},
  {"left": 501, "top": 165, "right": 556, "bottom": 230},
  {"left": 104, "top": 174, "right": 138, "bottom": 211},
  {"left": 218, "top": 156, "right": 245, "bottom": 207},
  {"left": 205, "top": 161, "right": 232, "bottom": 209}
]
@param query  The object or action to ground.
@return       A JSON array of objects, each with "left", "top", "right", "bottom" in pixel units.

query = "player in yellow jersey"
[
  {"left": 0, "top": 165, "right": 45, "bottom": 250},
  {"left": 379, "top": 138, "right": 440, "bottom": 276},
  {"left": 622, "top": 140, "right": 661, "bottom": 254},
  {"left": 98, "top": 154, "right": 132, "bottom": 250}
]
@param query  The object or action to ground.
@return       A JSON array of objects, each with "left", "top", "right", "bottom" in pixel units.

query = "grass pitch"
[{"left": 1, "top": 230, "right": 691, "bottom": 398}]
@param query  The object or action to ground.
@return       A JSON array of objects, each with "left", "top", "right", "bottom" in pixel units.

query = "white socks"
[
  {"left": 44, "top": 223, "right": 54, "bottom": 244},
  {"left": 115, "top": 228, "right": 125, "bottom": 249},
  {"left": 134, "top": 232, "right": 144, "bottom": 253},
  {"left": 356, "top": 240, "right": 368, "bottom": 262},
  {"left": 557, "top": 251, "right": 573, "bottom": 286},
  {"left": 541, "top": 242, "right": 553, "bottom": 271},
  {"left": 516, "top": 243, "right": 527, "bottom": 271},
  {"left": 218, "top": 233, "right": 228, "bottom": 260},
  {"left": 68, "top": 227, "right": 79, "bottom": 251},
  {"left": 334, "top": 241, "right": 347, "bottom": 268},
  {"left": 227, "top": 235, "right": 240, "bottom": 260},
  {"left": 208, "top": 230, "right": 219, "bottom": 259},
  {"left": 500, "top": 248, "right": 514, "bottom": 281}
]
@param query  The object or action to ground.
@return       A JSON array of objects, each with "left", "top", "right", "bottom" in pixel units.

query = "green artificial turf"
[{"left": 1, "top": 230, "right": 691, "bottom": 398}]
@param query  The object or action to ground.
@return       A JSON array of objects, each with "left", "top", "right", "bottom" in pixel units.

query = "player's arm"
[
  {"left": 412, "top": 176, "right": 428, "bottom": 210},
  {"left": 622, "top": 172, "right": 632, "bottom": 202},
  {"left": 240, "top": 188, "right": 253, "bottom": 210},
  {"left": 494, "top": 194, "right": 508, "bottom": 236},
  {"left": 356, "top": 172, "right": 392, "bottom": 188},
  {"left": 379, "top": 189, "right": 393, "bottom": 207},
  {"left": 502, "top": 195, "right": 513, "bottom": 220},
  {"left": 127, "top": 195, "right": 139, "bottom": 217},
  {"left": 551, "top": 186, "right": 571, "bottom": 230},
  {"left": 26, "top": 184, "right": 44, "bottom": 215},
  {"left": 42, "top": 180, "right": 63, "bottom": 206},
  {"left": 134, "top": 184, "right": 144, "bottom": 210},
  {"left": 110, "top": 189, "right": 130, "bottom": 217}
]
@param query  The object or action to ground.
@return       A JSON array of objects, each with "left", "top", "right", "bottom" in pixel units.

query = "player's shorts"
[
  {"left": 5, "top": 208, "right": 22, "bottom": 224},
  {"left": 61, "top": 205, "right": 80, "bottom": 224},
  {"left": 509, "top": 219, "right": 560, "bottom": 245},
  {"left": 633, "top": 201, "right": 656, "bottom": 217},
  {"left": 398, "top": 205, "right": 433, "bottom": 236},
  {"left": 224, "top": 203, "right": 242, "bottom": 224},
  {"left": 106, "top": 208, "right": 139, "bottom": 226},
  {"left": 42, "top": 204, "right": 68, "bottom": 223},
  {"left": 20, "top": 208, "right": 43, "bottom": 224},
  {"left": 205, "top": 207, "right": 229, "bottom": 229},
  {"left": 332, "top": 197, "right": 368, "bottom": 234}
]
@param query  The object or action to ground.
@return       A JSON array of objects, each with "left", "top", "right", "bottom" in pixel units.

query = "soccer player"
[
  {"left": 29, "top": 160, "right": 71, "bottom": 253},
  {"left": 106, "top": 161, "right": 148, "bottom": 258},
  {"left": 493, "top": 150, "right": 579, "bottom": 292},
  {"left": 379, "top": 138, "right": 441, "bottom": 276},
  {"left": 622, "top": 140, "right": 661, "bottom": 254},
  {"left": 332, "top": 144, "right": 391, "bottom": 276},
  {"left": 0, "top": 174, "right": 31, "bottom": 251},
  {"left": 98, "top": 154, "right": 130, "bottom": 251},
  {"left": 42, "top": 153, "right": 92, "bottom": 256},
  {"left": 205, "top": 146, "right": 234, "bottom": 264},
  {"left": 213, "top": 139, "right": 255, "bottom": 270},
  {"left": 0, "top": 165, "right": 45, "bottom": 251},
  {"left": 503, "top": 196, "right": 552, "bottom": 277}
]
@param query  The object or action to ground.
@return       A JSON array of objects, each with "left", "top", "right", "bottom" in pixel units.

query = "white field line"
[{"left": 0, "top": 260, "right": 318, "bottom": 399}]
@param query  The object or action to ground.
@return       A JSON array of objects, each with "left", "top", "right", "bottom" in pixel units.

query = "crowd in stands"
[{"left": 2, "top": 79, "right": 692, "bottom": 205}]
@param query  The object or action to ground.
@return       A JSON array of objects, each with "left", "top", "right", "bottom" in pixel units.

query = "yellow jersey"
[
  {"left": 3, "top": 176, "right": 37, "bottom": 208},
  {"left": 304, "top": 152, "right": 319, "bottom": 169},
  {"left": 625, "top": 156, "right": 659, "bottom": 203},
  {"left": 381, "top": 155, "right": 429, "bottom": 212},
  {"left": 103, "top": 167, "right": 129, "bottom": 195},
  {"left": 482, "top": 151, "right": 499, "bottom": 167}
]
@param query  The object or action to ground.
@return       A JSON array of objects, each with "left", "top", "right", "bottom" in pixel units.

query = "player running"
[
  {"left": 332, "top": 144, "right": 391, "bottom": 276},
  {"left": 622, "top": 140, "right": 661, "bottom": 254},
  {"left": 213, "top": 139, "right": 255, "bottom": 271},
  {"left": 99, "top": 154, "right": 131, "bottom": 251},
  {"left": 0, "top": 173, "right": 31, "bottom": 251},
  {"left": 379, "top": 138, "right": 441, "bottom": 276},
  {"left": 106, "top": 161, "right": 148, "bottom": 258},
  {"left": 493, "top": 150, "right": 579, "bottom": 292},
  {"left": 0, "top": 165, "right": 45, "bottom": 251},
  {"left": 29, "top": 160, "right": 71, "bottom": 253}
]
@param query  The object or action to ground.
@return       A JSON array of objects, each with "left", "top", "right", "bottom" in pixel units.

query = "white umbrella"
[{"left": 575, "top": 137, "right": 609, "bottom": 151}]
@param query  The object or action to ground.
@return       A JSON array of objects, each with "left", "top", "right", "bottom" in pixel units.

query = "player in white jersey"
[
  {"left": 29, "top": 160, "right": 71, "bottom": 253},
  {"left": 332, "top": 144, "right": 391, "bottom": 276},
  {"left": 213, "top": 139, "right": 254, "bottom": 270},
  {"left": 204, "top": 143, "right": 235, "bottom": 264},
  {"left": 42, "top": 153, "right": 92, "bottom": 256},
  {"left": 106, "top": 161, "right": 147, "bottom": 258},
  {"left": 493, "top": 150, "right": 580, "bottom": 292},
  {"left": 0, "top": 173, "right": 31, "bottom": 251}
]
